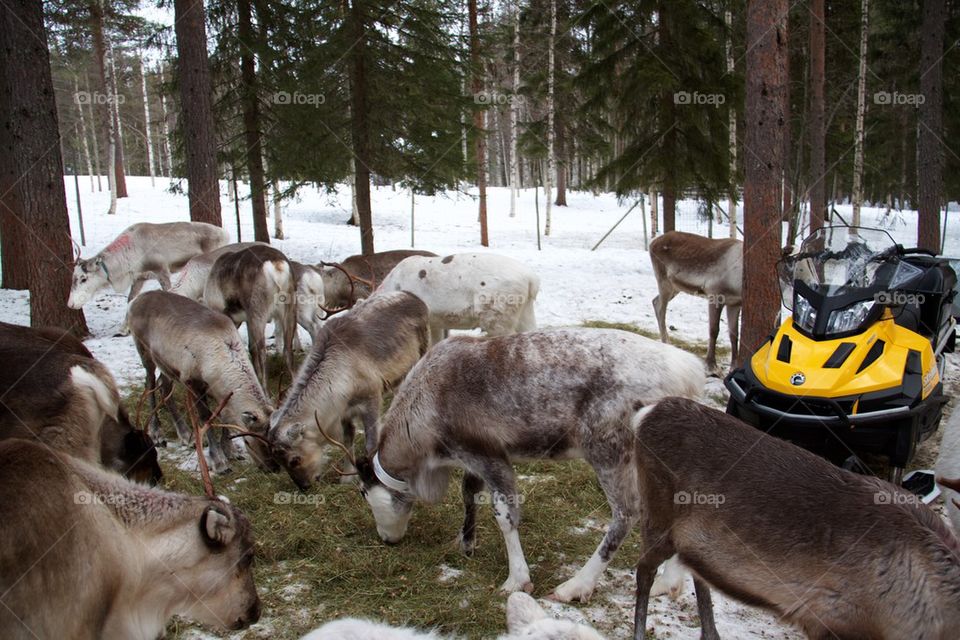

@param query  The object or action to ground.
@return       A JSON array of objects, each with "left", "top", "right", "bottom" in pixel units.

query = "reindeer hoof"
[
  {"left": 551, "top": 577, "right": 595, "bottom": 603},
  {"left": 459, "top": 536, "right": 476, "bottom": 557}
]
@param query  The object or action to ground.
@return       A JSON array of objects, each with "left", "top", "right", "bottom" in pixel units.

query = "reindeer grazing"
[
  {"left": 67, "top": 222, "right": 228, "bottom": 333},
  {"left": 0, "top": 322, "right": 162, "bottom": 484},
  {"left": 0, "top": 439, "right": 260, "bottom": 639},
  {"left": 302, "top": 592, "right": 604, "bottom": 640},
  {"left": 204, "top": 244, "right": 298, "bottom": 388},
  {"left": 378, "top": 253, "right": 539, "bottom": 344},
  {"left": 649, "top": 231, "right": 742, "bottom": 372},
  {"left": 632, "top": 398, "right": 960, "bottom": 640},
  {"left": 270, "top": 291, "right": 429, "bottom": 490},
  {"left": 128, "top": 291, "right": 276, "bottom": 473},
  {"left": 353, "top": 328, "right": 704, "bottom": 596},
  {"left": 321, "top": 249, "right": 437, "bottom": 310},
  {"left": 169, "top": 241, "right": 266, "bottom": 300}
]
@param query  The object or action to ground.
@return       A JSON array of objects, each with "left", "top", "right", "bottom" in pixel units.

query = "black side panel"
[
  {"left": 856, "top": 339, "right": 885, "bottom": 373},
  {"left": 823, "top": 342, "right": 856, "bottom": 369}
]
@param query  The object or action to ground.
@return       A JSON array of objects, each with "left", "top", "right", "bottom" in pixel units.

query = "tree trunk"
[
  {"left": 91, "top": 1, "right": 117, "bottom": 213},
  {"left": 544, "top": 0, "right": 556, "bottom": 233},
  {"left": 555, "top": 120, "right": 567, "bottom": 206},
  {"left": 469, "top": 0, "right": 488, "bottom": 246},
  {"left": 174, "top": 0, "right": 223, "bottom": 226},
  {"left": 107, "top": 41, "right": 127, "bottom": 198},
  {"left": 781, "top": 10, "right": 791, "bottom": 220},
  {"left": 238, "top": 0, "right": 269, "bottom": 243},
  {"left": 139, "top": 58, "right": 156, "bottom": 187},
  {"left": 74, "top": 75, "right": 96, "bottom": 192},
  {"left": 509, "top": 0, "right": 520, "bottom": 217},
  {"left": 726, "top": 6, "right": 738, "bottom": 239},
  {"left": 0, "top": 0, "right": 88, "bottom": 333},
  {"left": 650, "top": 189, "right": 659, "bottom": 238},
  {"left": 85, "top": 76, "right": 102, "bottom": 191},
  {"left": 273, "top": 179, "right": 283, "bottom": 240},
  {"left": 740, "top": 0, "right": 787, "bottom": 366},
  {"left": 808, "top": 0, "right": 826, "bottom": 233},
  {"left": 918, "top": 0, "right": 946, "bottom": 252},
  {"left": 159, "top": 63, "right": 173, "bottom": 177},
  {"left": 662, "top": 181, "right": 676, "bottom": 233},
  {"left": 347, "top": 0, "right": 374, "bottom": 254},
  {"left": 851, "top": 0, "right": 869, "bottom": 227}
]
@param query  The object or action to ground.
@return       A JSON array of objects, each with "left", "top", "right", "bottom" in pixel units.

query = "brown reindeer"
[
  {"left": 632, "top": 398, "right": 960, "bottom": 640},
  {"left": 321, "top": 249, "right": 437, "bottom": 310},
  {"left": 204, "top": 245, "right": 298, "bottom": 388},
  {"left": 649, "top": 231, "right": 742, "bottom": 372}
]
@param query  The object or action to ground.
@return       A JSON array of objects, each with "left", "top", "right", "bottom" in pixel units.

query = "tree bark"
[
  {"left": 544, "top": 0, "right": 556, "bottom": 234},
  {"left": 91, "top": 1, "right": 117, "bottom": 213},
  {"left": 159, "top": 63, "right": 173, "bottom": 177},
  {"left": 662, "top": 180, "right": 676, "bottom": 233},
  {"left": 85, "top": 76, "right": 102, "bottom": 191},
  {"left": 0, "top": 0, "right": 88, "bottom": 333},
  {"left": 107, "top": 41, "right": 127, "bottom": 198},
  {"left": 726, "top": 6, "right": 738, "bottom": 238},
  {"left": 347, "top": 0, "right": 374, "bottom": 254},
  {"left": 174, "top": 0, "right": 223, "bottom": 226},
  {"left": 469, "top": 0, "right": 488, "bottom": 246},
  {"left": 851, "top": 0, "right": 869, "bottom": 227},
  {"left": 918, "top": 0, "right": 946, "bottom": 252},
  {"left": 509, "top": 0, "right": 520, "bottom": 217},
  {"left": 808, "top": 0, "right": 826, "bottom": 233},
  {"left": 555, "top": 119, "right": 567, "bottom": 206},
  {"left": 780, "top": 9, "right": 791, "bottom": 220},
  {"left": 238, "top": 0, "right": 269, "bottom": 243},
  {"left": 139, "top": 57, "right": 156, "bottom": 187},
  {"left": 740, "top": 0, "right": 787, "bottom": 366}
]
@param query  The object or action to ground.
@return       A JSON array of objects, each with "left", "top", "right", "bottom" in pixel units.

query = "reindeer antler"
[
  {"left": 318, "top": 261, "right": 375, "bottom": 319},
  {"left": 185, "top": 390, "right": 233, "bottom": 500},
  {"left": 66, "top": 232, "right": 82, "bottom": 264},
  {"left": 315, "top": 411, "right": 357, "bottom": 476},
  {"left": 133, "top": 385, "right": 175, "bottom": 435}
]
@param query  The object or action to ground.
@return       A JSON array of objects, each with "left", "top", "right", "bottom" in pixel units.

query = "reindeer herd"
[{"left": 1, "top": 220, "right": 960, "bottom": 639}]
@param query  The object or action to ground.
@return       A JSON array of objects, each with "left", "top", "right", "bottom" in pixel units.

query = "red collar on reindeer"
[{"left": 373, "top": 453, "right": 409, "bottom": 493}]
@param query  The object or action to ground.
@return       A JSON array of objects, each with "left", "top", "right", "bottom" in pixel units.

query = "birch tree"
[
  {"left": 139, "top": 58, "right": 156, "bottom": 186},
  {"left": 74, "top": 75, "right": 95, "bottom": 191},
  {"left": 509, "top": 0, "right": 520, "bottom": 218},
  {"left": 725, "top": 6, "right": 737, "bottom": 238},
  {"left": 851, "top": 0, "right": 869, "bottom": 227},
  {"left": 543, "top": 0, "right": 556, "bottom": 236}
]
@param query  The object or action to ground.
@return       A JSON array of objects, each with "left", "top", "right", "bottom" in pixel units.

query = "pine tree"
[{"left": 918, "top": 0, "right": 946, "bottom": 252}]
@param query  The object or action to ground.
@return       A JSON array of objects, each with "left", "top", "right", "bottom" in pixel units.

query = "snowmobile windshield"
[{"left": 779, "top": 227, "right": 922, "bottom": 310}]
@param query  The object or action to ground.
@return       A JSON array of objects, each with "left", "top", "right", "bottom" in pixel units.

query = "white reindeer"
[
  {"left": 301, "top": 592, "right": 604, "bottom": 640},
  {"left": 378, "top": 253, "right": 539, "bottom": 344}
]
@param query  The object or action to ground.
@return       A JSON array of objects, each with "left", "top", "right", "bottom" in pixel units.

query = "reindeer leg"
[
  {"left": 479, "top": 459, "right": 532, "bottom": 594},
  {"left": 158, "top": 375, "right": 192, "bottom": 444},
  {"left": 248, "top": 316, "right": 269, "bottom": 390},
  {"left": 360, "top": 393, "right": 381, "bottom": 456},
  {"left": 652, "top": 286, "right": 676, "bottom": 344},
  {"left": 141, "top": 359, "right": 166, "bottom": 447},
  {"left": 221, "top": 423, "right": 242, "bottom": 460},
  {"left": 459, "top": 472, "right": 485, "bottom": 556},
  {"left": 634, "top": 526, "right": 675, "bottom": 640},
  {"left": 726, "top": 304, "right": 741, "bottom": 369},
  {"left": 156, "top": 267, "right": 172, "bottom": 290},
  {"left": 118, "top": 275, "right": 150, "bottom": 336},
  {"left": 706, "top": 302, "right": 722, "bottom": 374},
  {"left": 552, "top": 465, "right": 639, "bottom": 602},
  {"left": 338, "top": 418, "right": 358, "bottom": 483},
  {"left": 693, "top": 577, "right": 720, "bottom": 640},
  {"left": 194, "top": 393, "right": 230, "bottom": 475}
]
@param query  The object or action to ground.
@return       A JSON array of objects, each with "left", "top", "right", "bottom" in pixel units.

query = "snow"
[{"left": 4, "top": 175, "right": 958, "bottom": 639}]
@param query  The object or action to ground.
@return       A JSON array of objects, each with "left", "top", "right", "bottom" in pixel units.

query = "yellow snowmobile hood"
[{"left": 751, "top": 315, "right": 939, "bottom": 401}]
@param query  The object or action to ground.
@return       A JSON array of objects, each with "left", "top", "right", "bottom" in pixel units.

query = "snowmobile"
[{"left": 726, "top": 226, "right": 957, "bottom": 483}]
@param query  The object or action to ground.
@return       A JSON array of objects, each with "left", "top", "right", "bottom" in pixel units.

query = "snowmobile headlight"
[
  {"left": 794, "top": 293, "right": 817, "bottom": 332},
  {"left": 826, "top": 300, "right": 874, "bottom": 335}
]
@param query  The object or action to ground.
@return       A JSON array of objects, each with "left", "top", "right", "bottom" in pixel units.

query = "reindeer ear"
[
  {"left": 200, "top": 505, "right": 236, "bottom": 548},
  {"left": 505, "top": 592, "right": 546, "bottom": 631}
]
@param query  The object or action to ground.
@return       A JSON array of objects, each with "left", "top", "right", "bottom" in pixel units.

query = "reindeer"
[
  {"left": 67, "top": 222, "right": 228, "bottom": 333},
  {"left": 321, "top": 249, "right": 437, "bottom": 310},
  {"left": 378, "top": 253, "right": 539, "bottom": 344},
  {"left": 632, "top": 397, "right": 960, "bottom": 640},
  {"left": 270, "top": 291, "right": 429, "bottom": 490},
  {"left": 0, "top": 438, "right": 260, "bottom": 640},
  {"left": 0, "top": 322, "right": 162, "bottom": 484},
  {"left": 290, "top": 261, "right": 327, "bottom": 340},
  {"left": 302, "top": 592, "right": 604, "bottom": 640},
  {"left": 649, "top": 231, "right": 742, "bottom": 373},
  {"left": 352, "top": 328, "right": 704, "bottom": 596},
  {"left": 204, "top": 244, "right": 298, "bottom": 388},
  {"left": 128, "top": 291, "right": 276, "bottom": 473},
  {"left": 169, "top": 241, "right": 266, "bottom": 300},
  {"left": 936, "top": 408, "right": 960, "bottom": 533}
]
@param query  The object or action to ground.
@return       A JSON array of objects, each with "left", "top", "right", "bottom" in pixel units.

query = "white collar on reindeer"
[{"left": 373, "top": 453, "right": 409, "bottom": 493}]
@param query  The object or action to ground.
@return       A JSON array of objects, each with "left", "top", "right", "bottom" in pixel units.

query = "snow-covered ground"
[{"left": 2, "top": 175, "right": 956, "bottom": 639}]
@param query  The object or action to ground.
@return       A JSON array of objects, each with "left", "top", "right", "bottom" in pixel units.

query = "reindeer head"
[
  {"left": 68, "top": 257, "right": 109, "bottom": 308},
  {"left": 268, "top": 410, "right": 342, "bottom": 490},
  {"left": 356, "top": 455, "right": 414, "bottom": 544},
  {"left": 177, "top": 501, "right": 261, "bottom": 630},
  {"left": 222, "top": 397, "right": 276, "bottom": 472}
]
